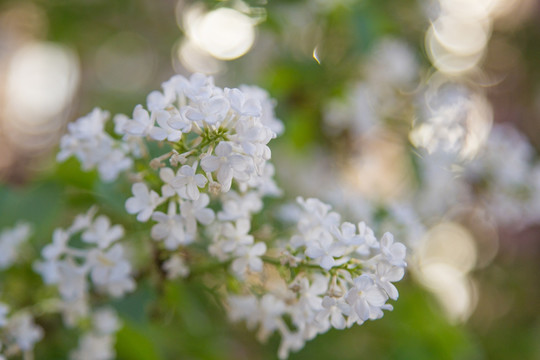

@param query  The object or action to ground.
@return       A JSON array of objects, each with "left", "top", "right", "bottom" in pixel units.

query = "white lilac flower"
[
  {"left": 125, "top": 183, "right": 163, "bottom": 222},
  {"left": 61, "top": 297, "right": 90, "bottom": 328},
  {"left": 88, "top": 244, "right": 135, "bottom": 298},
  {"left": 257, "top": 294, "right": 287, "bottom": 341},
  {"left": 332, "top": 222, "right": 363, "bottom": 246},
  {"left": 122, "top": 105, "right": 154, "bottom": 137},
  {"left": 296, "top": 197, "right": 341, "bottom": 235},
  {"left": 379, "top": 233, "right": 407, "bottom": 267},
  {"left": 277, "top": 327, "right": 305, "bottom": 360},
  {"left": 182, "top": 95, "right": 230, "bottom": 126},
  {"left": 345, "top": 275, "right": 388, "bottom": 324},
  {"left": 97, "top": 147, "right": 133, "bottom": 182},
  {"left": 146, "top": 75, "right": 180, "bottom": 112},
  {"left": 217, "top": 191, "right": 263, "bottom": 221},
  {"left": 215, "top": 219, "right": 254, "bottom": 254},
  {"left": 239, "top": 85, "right": 284, "bottom": 135},
  {"left": 245, "top": 162, "right": 282, "bottom": 197},
  {"left": 160, "top": 167, "right": 181, "bottom": 198},
  {"left": 227, "top": 295, "right": 259, "bottom": 330},
  {"left": 356, "top": 221, "right": 378, "bottom": 256},
  {"left": 231, "top": 117, "right": 274, "bottom": 158},
  {"left": 289, "top": 275, "right": 328, "bottom": 329},
  {"left": 304, "top": 230, "right": 347, "bottom": 270},
  {"left": 179, "top": 194, "right": 215, "bottom": 235},
  {"left": 70, "top": 207, "right": 98, "bottom": 233},
  {"left": 149, "top": 110, "right": 183, "bottom": 142},
  {"left": 201, "top": 141, "right": 250, "bottom": 192},
  {"left": 82, "top": 215, "right": 124, "bottom": 249},
  {"left": 374, "top": 262, "right": 404, "bottom": 300},
  {"left": 70, "top": 333, "right": 115, "bottom": 360},
  {"left": 170, "top": 162, "right": 208, "bottom": 200},
  {"left": 167, "top": 111, "right": 192, "bottom": 133},
  {"left": 93, "top": 308, "right": 120, "bottom": 336},
  {"left": 0, "top": 222, "right": 32, "bottom": 269},
  {"left": 33, "top": 259, "right": 61, "bottom": 285},
  {"left": 42, "top": 228, "right": 70, "bottom": 260},
  {"left": 231, "top": 242, "right": 267, "bottom": 276},
  {"left": 57, "top": 108, "right": 133, "bottom": 182},
  {"left": 163, "top": 254, "right": 190, "bottom": 279},
  {"left": 6, "top": 312, "right": 43, "bottom": 351},
  {"left": 225, "top": 88, "right": 262, "bottom": 117},
  {"left": 181, "top": 73, "right": 215, "bottom": 102},
  {"left": 151, "top": 202, "right": 191, "bottom": 249},
  {"left": 57, "top": 261, "right": 88, "bottom": 302},
  {"left": 316, "top": 296, "right": 348, "bottom": 330}
]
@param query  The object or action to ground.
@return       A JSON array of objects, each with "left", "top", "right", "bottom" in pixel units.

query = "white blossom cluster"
[
  {"left": 34, "top": 207, "right": 135, "bottom": 327},
  {"left": 227, "top": 197, "right": 407, "bottom": 359},
  {"left": 0, "top": 72, "right": 408, "bottom": 359},
  {"left": 57, "top": 108, "right": 134, "bottom": 182},
  {"left": 111, "top": 73, "right": 282, "bottom": 281}
]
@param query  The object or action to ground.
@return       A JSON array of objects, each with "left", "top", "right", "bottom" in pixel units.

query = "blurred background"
[{"left": 1, "top": 0, "right": 540, "bottom": 359}]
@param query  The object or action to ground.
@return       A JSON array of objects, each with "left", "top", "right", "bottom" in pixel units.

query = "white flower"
[
  {"left": 304, "top": 231, "right": 347, "bottom": 270},
  {"left": 88, "top": 244, "right": 135, "bottom": 298},
  {"left": 231, "top": 242, "right": 267, "bottom": 276},
  {"left": 374, "top": 262, "right": 404, "bottom": 300},
  {"left": 181, "top": 73, "right": 215, "bottom": 102},
  {"left": 61, "top": 297, "right": 89, "bottom": 328},
  {"left": 70, "top": 207, "right": 98, "bottom": 233},
  {"left": 227, "top": 295, "right": 259, "bottom": 330},
  {"left": 82, "top": 215, "right": 124, "bottom": 249},
  {"left": 245, "top": 162, "right": 282, "bottom": 197},
  {"left": 149, "top": 110, "right": 183, "bottom": 142},
  {"left": 57, "top": 108, "right": 133, "bottom": 182},
  {"left": 356, "top": 221, "right": 378, "bottom": 255},
  {"left": 151, "top": 202, "right": 191, "bottom": 249},
  {"left": 216, "top": 219, "right": 254, "bottom": 253},
  {"left": 332, "top": 222, "right": 363, "bottom": 246},
  {"left": 379, "top": 233, "right": 407, "bottom": 267},
  {"left": 167, "top": 112, "right": 192, "bottom": 133},
  {"left": 316, "top": 296, "right": 348, "bottom": 330},
  {"left": 225, "top": 88, "right": 262, "bottom": 117},
  {"left": 239, "top": 85, "right": 284, "bottom": 135},
  {"left": 57, "top": 261, "right": 88, "bottom": 302},
  {"left": 163, "top": 254, "right": 190, "bottom": 279},
  {"left": 179, "top": 194, "right": 215, "bottom": 235},
  {"left": 290, "top": 274, "right": 328, "bottom": 327},
  {"left": 257, "top": 294, "right": 287, "bottom": 341},
  {"left": 296, "top": 197, "right": 341, "bottom": 234},
  {"left": 70, "top": 333, "right": 115, "bottom": 360},
  {"left": 183, "top": 95, "right": 230, "bottom": 125},
  {"left": 42, "top": 228, "right": 70, "bottom": 260},
  {"left": 125, "top": 183, "right": 163, "bottom": 222},
  {"left": 170, "top": 162, "right": 208, "bottom": 200},
  {"left": 201, "top": 142, "right": 250, "bottom": 192},
  {"left": 122, "top": 105, "right": 154, "bottom": 136},
  {"left": 277, "top": 328, "right": 305, "bottom": 360},
  {"left": 6, "top": 312, "right": 43, "bottom": 351},
  {"left": 93, "top": 308, "right": 120, "bottom": 336},
  {"left": 217, "top": 191, "right": 263, "bottom": 221},
  {"left": 345, "top": 275, "right": 388, "bottom": 323}
]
